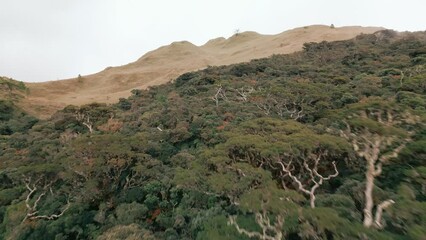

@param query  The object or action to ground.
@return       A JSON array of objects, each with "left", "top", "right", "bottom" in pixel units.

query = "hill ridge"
[{"left": 21, "top": 25, "right": 383, "bottom": 118}]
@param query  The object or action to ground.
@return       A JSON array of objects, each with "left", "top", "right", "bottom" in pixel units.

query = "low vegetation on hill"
[
  {"left": 0, "top": 78, "right": 38, "bottom": 136},
  {"left": 1, "top": 30, "right": 425, "bottom": 239}
]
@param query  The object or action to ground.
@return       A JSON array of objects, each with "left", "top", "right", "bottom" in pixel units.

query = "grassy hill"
[
  {"left": 20, "top": 25, "right": 383, "bottom": 119},
  {"left": 0, "top": 30, "right": 425, "bottom": 239}
]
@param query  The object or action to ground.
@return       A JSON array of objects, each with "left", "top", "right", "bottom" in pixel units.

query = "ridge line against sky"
[{"left": 1, "top": 0, "right": 426, "bottom": 82}]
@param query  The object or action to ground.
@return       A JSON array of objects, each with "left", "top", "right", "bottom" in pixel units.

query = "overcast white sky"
[{"left": 1, "top": 0, "right": 425, "bottom": 82}]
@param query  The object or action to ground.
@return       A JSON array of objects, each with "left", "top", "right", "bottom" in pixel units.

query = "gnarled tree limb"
[
  {"left": 22, "top": 177, "right": 70, "bottom": 223},
  {"left": 340, "top": 110, "right": 411, "bottom": 228},
  {"left": 374, "top": 199, "right": 395, "bottom": 229},
  {"left": 277, "top": 151, "right": 338, "bottom": 208},
  {"left": 228, "top": 210, "right": 284, "bottom": 240},
  {"left": 75, "top": 112, "right": 94, "bottom": 134}
]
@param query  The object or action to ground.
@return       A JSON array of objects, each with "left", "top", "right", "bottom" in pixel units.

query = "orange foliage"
[
  {"left": 15, "top": 149, "right": 29, "bottom": 156},
  {"left": 216, "top": 121, "right": 229, "bottom": 131},
  {"left": 147, "top": 208, "right": 162, "bottom": 223},
  {"left": 98, "top": 118, "right": 123, "bottom": 133}
]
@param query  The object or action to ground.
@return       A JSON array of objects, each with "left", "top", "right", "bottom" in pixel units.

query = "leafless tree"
[
  {"left": 255, "top": 102, "right": 272, "bottom": 115},
  {"left": 251, "top": 93, "right": 306, "bottom": 121},
  {"left": 276, "top": 151, "right": 338, "bottom": 208},
  {"left": 273, "top": 99, "right": 305, "bottom": 121},
  {"left": 123, "top": 166, "right": 144, "bottom": 190},
  {"left": 236, "top": 86, "right": 255, "bottom": 102},
  {"left": 75, "top": 111, "right": 94, "bottom": 134},
  {"left": 212, "top": 85, "right": 228, "bottom": 107},
  {"left": 253, "top": 94, "right": 273, "bottom": 115},
  {"left": 340, "top": 109, "right": 413, "bottom": 228},
  {"left": 22, "top": 177, "right": 70, "bottom": 222},
  {"left": 104, "top": 158, "right": 130, "bottom": 186},
  {"left": 228, "top": 209, "right": 284, "bottom": 240}
]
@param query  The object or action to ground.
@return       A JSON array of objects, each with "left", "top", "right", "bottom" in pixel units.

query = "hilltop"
[{"left": 20, "top": 25, "right": 383, "bottom": 118}]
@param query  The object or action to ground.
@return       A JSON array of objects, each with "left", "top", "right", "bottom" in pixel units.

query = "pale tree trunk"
[
  {"left": 339, "top": 110, "right": 411, "bottom": 229},
  {"left": 75, "top": 112, "right": 94, "bottom": 134},
  {"left": 362, "top": 139, "right": 382, "bottom": 228},
  {"left": 309, "top": 193, "right": 316, "bottom": 209},
  {"left": 212, "top": 85, "right": 227, "bottom": 107},
  {"left": 363, "top": 169, "right": 375, "bottom": 227},
  {"left": 362, "top": 137, "right": 403, "bottom": 228}
]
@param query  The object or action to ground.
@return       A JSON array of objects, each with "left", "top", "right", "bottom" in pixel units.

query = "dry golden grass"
[{"left": 20, "top": 25, "right": 383, "bottom": 118}]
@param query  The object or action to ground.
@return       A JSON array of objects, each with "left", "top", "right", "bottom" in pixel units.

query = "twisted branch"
[
  {"left": 276, "top": 151, "right": 338, "bottom": 208},
  {"left": 228, "top": 210, "right": 284, "bottom": 240},
  {"left": 22, "top": 177, "right": 70, "bottom": 223}
]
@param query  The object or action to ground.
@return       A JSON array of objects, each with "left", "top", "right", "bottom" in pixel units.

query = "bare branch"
[
  {"left": 236, "top": 87, "right": 255, "bottom": 102},
  {"left": 341, "top": 109, "right": 412, "bottom": 228},
  {"left": 32, "top": 192, "right": 46, "bottom": 213},
  {"left": 31, "top": 198, "right": 71, "bottom": 221},
  {"left": 277, "top": 154, "right": 338, "bottom": 208},
  {"left": 75, "top": 112, "right": 94, "bottom": 134},
  {"left": 212, "top": 85, "right": 228, "bottom": 107},
  {"left": 317, "top": 161, "right": 339, "bottom": 181},
  {"left": 255, "top": 102, "right": 272, "bottom": 115},
  {"left": 277, "top": 161, "right": 310, "bottom": 195},
  {"left": 228, "top": 211, "right": 284, "bottom": 240},
  {"left": 274, "top": 99, "right": 305, "bottom": 121},
  {"left": 379, "top": 142, "right": 406, "bottom": 162},
  {"left": 22, "top": 178, "right": 70, "bottom": 223},
  {"left": 124, "top": 167, "right": 144, "bottom": 190},
  {"left": 373, "top": 162, "right": 382, "bottom": 177},
  {"left": 374, "top": 199, "right": 395, "bottom": 229},
  {"left": 24, "top": 179, "right": 37, "bottom": 211}
]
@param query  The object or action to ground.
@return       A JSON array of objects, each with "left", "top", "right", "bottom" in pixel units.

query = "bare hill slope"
[{"left": 22, "top": 25, "right": 383, "bottom": 118}]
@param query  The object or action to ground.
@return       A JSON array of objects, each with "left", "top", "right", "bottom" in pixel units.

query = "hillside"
[
  {"left": 0, "top": 77, "right": 27, "bottom": 101},
  {"left": 21, "top": 25, "right": 383, "bottom": 118},
  {"left": 0, "top": 77, "right": 38, "bottom": 135},
  {"left": 1, "top": 30, "right": 425, "bottom": 239}
]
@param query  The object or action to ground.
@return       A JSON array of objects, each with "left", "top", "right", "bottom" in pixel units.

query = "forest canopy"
[{"left": 1, "top": 30, "right": 426, "bottom": 239}]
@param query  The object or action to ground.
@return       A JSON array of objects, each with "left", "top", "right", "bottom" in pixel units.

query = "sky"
[{"left": 1, "top": 0, "right": 426, "bottom": 82}]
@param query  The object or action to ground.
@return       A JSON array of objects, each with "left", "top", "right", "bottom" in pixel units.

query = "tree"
[
  {"left": 212, "top": 84, "right": 228, "bottom": 107},
  {"left": 97, "top": 224, "right": 157, "bottom": 240},
  {"left": 10, "top": 164, "right": 72, "bottom": 224},
  {"left": 339, "top": 100, "right": 419, "bottom": 228},
  {"left": 73, "top": 103, "right": 113, "bottom": 134},
  {"left": 276, "top": 150, "right": 339, "bottom": 208},
  {"left": 222, "top": 118, "right": 348, "bottom": 208},
  {"left": 74, "top": 111, "right": 94, "bottom": 134},
  {"left": 22, "top": 176, "right": 70, "bottom": 222},
  {"left": 227, "top": 186, "right": 303, "bottom": 240},
  {"left": 228, "top": 210, "right": 284, "bottom": 240}
]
